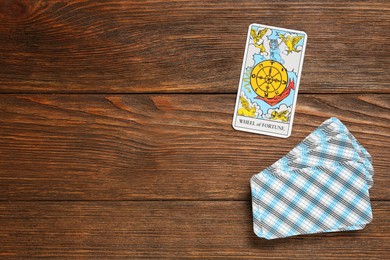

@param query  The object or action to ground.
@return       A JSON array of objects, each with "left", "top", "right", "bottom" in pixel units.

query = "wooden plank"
[
  {"left": 0, "top": 0, "right": 389, "bottom": 93},
  {"left": 0, "top": 201, "right": 388, "bottom": 258},
  {"left": 0, "top": 94, "right": 388, "bottom": 200}
]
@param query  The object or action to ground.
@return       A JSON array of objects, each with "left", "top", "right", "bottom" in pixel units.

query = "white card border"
[{"left": 232, "top": 23, "right": 308, "bottom": 138}]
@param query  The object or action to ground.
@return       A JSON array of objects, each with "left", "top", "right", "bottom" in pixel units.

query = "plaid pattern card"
[{"left": 251, "top": 117, "right": 373, "bottom": 239}]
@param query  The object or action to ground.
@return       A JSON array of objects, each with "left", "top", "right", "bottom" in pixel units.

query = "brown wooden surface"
[
  {"left": 0, "top": 94, "right": 389, "bottom": 201},
  {"left": 0, "top": 201, "right": 389, "bottom": 258},
  {"left": 0, "top": 0, "right": 389, "bottom": 258},
  {"left": 0, "top": 0, "right": 389, "bottom": 93}
]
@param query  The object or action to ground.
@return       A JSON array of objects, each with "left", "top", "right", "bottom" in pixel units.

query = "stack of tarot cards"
[{"left": 250, "top": 118, "right": 374, "bottom": 239}]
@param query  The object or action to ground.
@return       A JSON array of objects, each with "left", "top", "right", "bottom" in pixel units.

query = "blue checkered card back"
[{"left": 251, "top": 118, "right": 373, "bottom": 239}]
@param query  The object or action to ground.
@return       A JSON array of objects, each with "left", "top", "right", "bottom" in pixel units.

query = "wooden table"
[{"left": 1, "top": 0, "right": 389, "bottom": 258}]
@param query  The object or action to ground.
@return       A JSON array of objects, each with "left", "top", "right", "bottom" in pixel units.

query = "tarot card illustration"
[{"left": 232, "top": 23, "right": 307, "bottom": 138}]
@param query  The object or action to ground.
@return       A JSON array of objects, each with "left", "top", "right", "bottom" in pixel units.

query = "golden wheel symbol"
[{"left": 250, "top": 60, "right": 288, "bottom": 99}]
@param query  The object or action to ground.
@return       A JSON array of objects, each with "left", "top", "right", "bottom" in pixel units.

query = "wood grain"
[
  {"left": 0, "top": 94, "right": 388, "bottom": 201},
  {"left": 0, "top": 201, "right": 388, "bottom": 258},
  {"left": 0, "top": 0, "right": 389, "bottom": 93},
  {"left": 1, "top": 0, "right": 389, "bottom": 258}
]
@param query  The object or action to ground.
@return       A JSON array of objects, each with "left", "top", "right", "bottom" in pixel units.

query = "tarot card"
[{"left": 232, "top": 23, "right": 307, "bottom": 138}]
